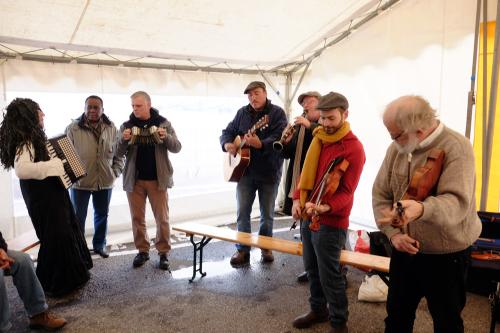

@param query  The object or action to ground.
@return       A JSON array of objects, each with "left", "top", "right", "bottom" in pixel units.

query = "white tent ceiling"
[{"left": 0, "top": 0, "right": 400, "bottom": 74}]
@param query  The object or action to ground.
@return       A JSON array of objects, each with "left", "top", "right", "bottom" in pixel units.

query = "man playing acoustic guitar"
[
  {"left": 220, "top": 81, "right": 287, "bottom": 267},
  {"left": 372, "top": 95, "right": 482, "bottom": 333}
]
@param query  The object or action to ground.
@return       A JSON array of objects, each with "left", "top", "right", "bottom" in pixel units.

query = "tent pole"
[
  {"left": 481, "top": 0, "right": 500, "bottom": 211},
  {"left": 289, "top": 60, "right": 312, "bottom": 108},
  {"left": 290, "top": 0, "right": 401, "bottom": 74},
  {"left": 284, "top": 73, "right": 292, "bottom": 118},
  {"left": 259, "top": 71, "right": 285, "bottom": 104},
  {"left": 480, "top": 0, "right": 488, "bottom": 210},
  {"left": 0, "top": 61, "right": 6, "bottom": 102},
  {"left": 465, "top": 0, "right": 482, "bottom": 139}
]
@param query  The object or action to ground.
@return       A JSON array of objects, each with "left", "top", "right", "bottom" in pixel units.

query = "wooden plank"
[
  {"left": 340, "top": 249, "right": 390, "bottom": 273},
  {"left": 173, "top": 222, "right": 302, "bottom": 255},
  {"left": 173, "top": 222, "right": 390, "bottom": 273},
  {"left": 7, "top": 229, "right": 40, "bottom": 252}
]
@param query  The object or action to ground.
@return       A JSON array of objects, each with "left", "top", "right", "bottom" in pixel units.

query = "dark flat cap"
[
  {"left": 297, "top": 91, "right": 321, "bottom": 105},
  {"left": 244, "top": 81, "right": 266, "bottom": 94},
  {"left": 316, "top": 92, "right": 349, "bottom": 110}
]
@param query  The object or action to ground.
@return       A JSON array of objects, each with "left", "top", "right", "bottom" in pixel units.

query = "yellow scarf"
[{"left": 299, "top": 121, "right": 351, "bottom": 207}]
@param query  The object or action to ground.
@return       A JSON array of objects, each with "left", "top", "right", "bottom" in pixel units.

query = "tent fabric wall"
[
  {"left": 1, "top": 59, "right": 287, "bottom": 98},
  {"left": 474, "top": 21, "right": 500, "bottom": 212},
  {"left": 0, "top": 0, "right": 482, "bottom": 235},
  {"left": 294, "top": 0, "right": 476, "bottom": 227},
  {"left": 0, "top": 59, "right": 288, "bottom": 238}
]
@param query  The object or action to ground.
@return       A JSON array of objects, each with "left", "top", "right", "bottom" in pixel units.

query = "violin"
[
  {"left": 471, "top": 250, "right": 500, "bottom": 261},
  {"left": 307, "top": 158, "right": 350, "bottom": 232},
  {"left": 392, "top": 148, "right": 445, "bottom": 227}
]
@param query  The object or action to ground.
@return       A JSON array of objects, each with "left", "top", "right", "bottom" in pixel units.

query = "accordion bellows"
[
  {"left": 46, "top": 134, "right": 87, "bottom": 189},
  {"left": 129, "top": 126, "right": 163, "bottom": 145}
]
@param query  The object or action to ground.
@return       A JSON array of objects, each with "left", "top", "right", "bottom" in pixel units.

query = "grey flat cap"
[
  {"left": 244, "top": 81, "right": 266, "bottom": 94},
  {"left": 316, "top": 92, "right": 349, "bottom": 110},
  {"left": 297, "top": 91, "right": 321, "bottom": 105}
]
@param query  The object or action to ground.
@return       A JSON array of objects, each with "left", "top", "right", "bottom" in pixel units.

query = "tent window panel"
[{"left": 6, "top": 91, "right": 245, "bottom": 216}]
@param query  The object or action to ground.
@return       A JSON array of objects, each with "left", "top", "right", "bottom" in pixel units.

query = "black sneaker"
[
  {"left": 133, "top": 252, "right": 150, "bottom": 268},
  {"left": 159, "top": 254, "right": 170, "bottom": 271},
  {"left": 297, "top": 271, "right": 308, "bottom": 283}
]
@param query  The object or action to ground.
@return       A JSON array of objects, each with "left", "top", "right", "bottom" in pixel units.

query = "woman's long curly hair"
[{"left": 0, "top": 98, "right": 48, "bottom": 170}]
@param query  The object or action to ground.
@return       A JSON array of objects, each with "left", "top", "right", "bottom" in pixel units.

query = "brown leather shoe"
[
  {"left": 29, "top": 312, "right": 67, "bottom": 331},
  {"left": 230, "top": 250, "right": 250, "bottom": 266},
  {"left": 292, "top": 309, "right": 329, "bottom": 329},
  {"left": 261, "top": 249, "right": 274, "bottom": 263},
  {"left": 328, "top": 323, "right": 349, "bottom": 333}
]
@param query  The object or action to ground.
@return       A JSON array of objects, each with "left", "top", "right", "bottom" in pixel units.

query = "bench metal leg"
[{"left": 188, "top": 235, "right": 212, "bottom": 283}]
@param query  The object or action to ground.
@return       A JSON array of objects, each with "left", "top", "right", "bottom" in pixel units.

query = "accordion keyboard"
[{"left": 46, "top": 135, "right": 87, "bottom": 189}]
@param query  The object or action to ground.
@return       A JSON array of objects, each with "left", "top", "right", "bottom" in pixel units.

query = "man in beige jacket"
[
  {"left": 372, "top": 95, "right": 481, "bottom": 333},
  {"left": 66, "top": 95, "right": 124, "bottom": 258}
]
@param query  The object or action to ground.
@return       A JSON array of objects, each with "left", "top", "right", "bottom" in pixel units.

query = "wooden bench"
[
  {"left": 7, "top": 229, "right": 40, "bottom": 252},
  {"left": 173, "top": 222, "right": 390, "bottom": 283}
]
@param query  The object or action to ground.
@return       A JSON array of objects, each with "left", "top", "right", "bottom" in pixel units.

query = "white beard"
[{"left": 395, "top": 135, "right": 419, "bottom": 154}]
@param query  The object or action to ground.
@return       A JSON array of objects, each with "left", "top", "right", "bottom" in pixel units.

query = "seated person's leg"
[
  {"left": 0, "top": 268, "right": 13, "bottom": 332},
  {"left": 7, "top": 250, "right": 66, "bottom": 330},
  {"left": 7, "top": 250, "right": 47, "bottom": 317}
]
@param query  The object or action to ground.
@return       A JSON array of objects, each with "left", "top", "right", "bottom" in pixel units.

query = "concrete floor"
[{"left": 5, "top": 218, "right": 495, "bottom": 333}]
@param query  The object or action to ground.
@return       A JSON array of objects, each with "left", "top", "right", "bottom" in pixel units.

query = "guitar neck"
[
  {"left": 236, "top": 115, "right": 268, "bottom": 150},
  {"left": 238, "top": 126, "right": 256, "bottom": 149}
]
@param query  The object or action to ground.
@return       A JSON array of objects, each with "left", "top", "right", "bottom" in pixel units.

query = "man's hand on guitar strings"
[
  {"left": 244, "top": 132, "right": 262, "bottom": 149},
  {"left": 224, "top": 142, "right": 237, "bottom": 155}
]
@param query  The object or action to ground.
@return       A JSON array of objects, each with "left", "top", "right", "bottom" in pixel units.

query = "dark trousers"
[
  {"left": 70, "top": 188, "right": 112, "bottom": 251},
  {"left": 301, "top": 221, "right": 348, "bottom": 328},
  {"left": 385, "top": 247, "right": 471, "bottom": 333}
]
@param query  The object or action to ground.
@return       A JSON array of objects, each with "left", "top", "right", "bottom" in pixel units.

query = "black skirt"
[{"left": 20, "top": 176, "right": 93, "bottom": 296}]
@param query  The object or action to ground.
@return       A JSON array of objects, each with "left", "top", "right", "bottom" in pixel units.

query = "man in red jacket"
[{"left": 291, "top": 92, "right": 366, "bottom": 333}]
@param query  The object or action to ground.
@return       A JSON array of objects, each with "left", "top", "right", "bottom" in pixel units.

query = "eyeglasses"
[{"left": 390, "top": 131, "right": 405, "bottom": 141}]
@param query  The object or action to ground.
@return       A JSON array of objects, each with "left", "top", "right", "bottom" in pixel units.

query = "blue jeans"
[
  {"left": 0, "top": 250, "right": 47, "bottom": 332},
  {"left": 301, "top": 220, "right": 348, "bottom": 328},
  {"left": 70, "top": 188, "right": 112, "bottom": 251},
  {"left": 235, "top": 175, "right": 279, "bottom": 252}
]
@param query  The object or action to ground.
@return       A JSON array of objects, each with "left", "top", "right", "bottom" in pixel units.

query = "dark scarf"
[{"left": 124, "top": 108, "right": 165, "bottom": 129}]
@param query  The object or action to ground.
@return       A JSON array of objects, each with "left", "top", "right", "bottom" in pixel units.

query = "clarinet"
[{"left": 273, "top": 110, "right": 307, "bottom": 151}]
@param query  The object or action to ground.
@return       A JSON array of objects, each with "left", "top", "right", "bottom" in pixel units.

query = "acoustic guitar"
[{"left": 223, "top": 115, "right": 269, "bottom": 182}]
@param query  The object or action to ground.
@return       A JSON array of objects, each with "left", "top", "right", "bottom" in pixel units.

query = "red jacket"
[{"left": 294, "top": 131, "right": 365, "bottom": 229}]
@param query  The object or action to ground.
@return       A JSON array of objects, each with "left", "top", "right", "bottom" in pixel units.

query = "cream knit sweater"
[{"left": 372, "top": 125, "right": 482, "bottom": 254}]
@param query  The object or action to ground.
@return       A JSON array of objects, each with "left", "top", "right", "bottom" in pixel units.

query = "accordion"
[
  {"left": 46, "top": 134, "right": 87, "bottom": 189},
  {"left": 129, "top": 125, "right": 163, "bottom": 145}
]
